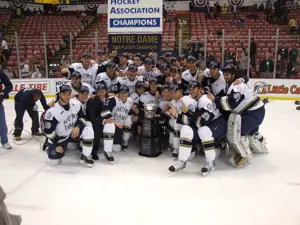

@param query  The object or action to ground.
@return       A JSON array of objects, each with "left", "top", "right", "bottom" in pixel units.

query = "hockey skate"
[
  {"left": 79, "top": 155, "right": 94, "bottom": 168},
  {"left": 201, "top": 161, "right": 215, "bottom": 176},
  {"left": 169, "top": 161, "right": 186, "bottom": 172},
  {"left": 172, "top": 148, "right": 178, "bottom": 160},
  {"left": 104, "top": 152, "right": 114, "bottom": 163}
]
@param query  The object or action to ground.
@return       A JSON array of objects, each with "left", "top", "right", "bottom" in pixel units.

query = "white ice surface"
[{"left": 1, "top": 99, "right": 300, "bottom": 225}]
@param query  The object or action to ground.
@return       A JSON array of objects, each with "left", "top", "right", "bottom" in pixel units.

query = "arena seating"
[
  {"left": 162, "top": 11, "right": 176, "bottom": 51},
  {"left": 190, "top": 11, "right": 297, "bottom": 65},
  {"left": 0, "top": 13, "right": 11, "bottom": 27},
  {"left": 7, "top": 15, "right": 92, "bottom": 74}
]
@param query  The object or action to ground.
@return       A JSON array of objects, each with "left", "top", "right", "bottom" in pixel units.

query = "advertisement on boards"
[
  {"left": 107, "top": 0, "right": 163, "bottom": 33},
  {"left": 250, "top": 79, "right": 300, "bottom": 99},
  {"left": 10, "top": 79, "right": 51, "bottom": 96}
]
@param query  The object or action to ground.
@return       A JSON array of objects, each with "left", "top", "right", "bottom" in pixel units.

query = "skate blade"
[
  {"left": 202, "top": 167, "right": 215, "bottom": 176},
  {"left": 79, "top": 160, "right": 93, "bottom": 168}
]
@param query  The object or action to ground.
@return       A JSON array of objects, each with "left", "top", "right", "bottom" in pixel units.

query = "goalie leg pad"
[
  {"left": 247, "top": 132, "right": 268, "bottom": 153},
  {"left": 227, "top": 113, "right": 252, "bottom": 158},
  {"left": 178, "top": 125, "right": 194, "bottom": 162}
]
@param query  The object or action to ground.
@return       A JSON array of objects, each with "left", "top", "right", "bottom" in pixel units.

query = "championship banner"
[
  {"left": 107, "top": 0, "right": 163, "bottom": 33},
  {"left": 108, "top": 34, "right": 162, "bottom": 53}
]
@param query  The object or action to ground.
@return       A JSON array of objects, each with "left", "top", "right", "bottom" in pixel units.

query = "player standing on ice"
[
  {"left": 208, "top": 65, "right": 268, "bottom": 168},
  {"left": 43, "top": 85, "right": 94, "bottom": 167}
]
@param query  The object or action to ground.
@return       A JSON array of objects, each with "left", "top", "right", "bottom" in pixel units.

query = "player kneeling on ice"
[
  {"left": 208, "top": 65, "right": 267, "bottom": 168},
  {"left": 167, "top": 84, "right": 198, "bottom": 160},
  {"left": 43, "top": 85, "right": 94, "bottom": 167},
  {"left": 169, "top": 81, "right": 227, "bottom": 176},
  {"left": 101, "top": 85, "right": 135, "bottom": 163}
]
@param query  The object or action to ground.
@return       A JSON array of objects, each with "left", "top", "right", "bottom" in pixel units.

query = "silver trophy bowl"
[{"left": 144, "top": 103, "right": 158, "bottom": 119}]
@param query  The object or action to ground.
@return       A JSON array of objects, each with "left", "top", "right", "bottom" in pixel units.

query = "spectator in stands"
[
  {"left": 259, "top": 52, "right": 274, "bottom": 78},
  {"left": 289, "top": 43, "right": 298, "bottom": 64},
  {"left": 0, "top": 37, "right": 9, "bottom": 68},
  {"left": 222, "top": 4, "right": 228, "bottom": 15},
  {"left": 119, "top": 53, "right": 129, "bottom": 71},
  {"left": 237, "top": 51, "right": 249, "bottom": 76},
  {"left": 20, "top": 58, "right": 30, "bottom": 78},
  {"left": 250, "top": 37, "right": 257, "bottom": 68},
  {"left": 278, "top": 43, "right": 289, "bottom": 76},
  {"left": 288, "top": 17, "right": 297, "bottom": 34}
]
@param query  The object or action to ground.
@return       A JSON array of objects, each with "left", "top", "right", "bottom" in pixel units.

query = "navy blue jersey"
[{"left": 14, "top": 88, "right": 49, "bottom": 111}]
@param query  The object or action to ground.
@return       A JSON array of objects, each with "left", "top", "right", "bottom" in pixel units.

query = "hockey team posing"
[{"left": 40, "top": 51, "right": 268, "bottom": 176}]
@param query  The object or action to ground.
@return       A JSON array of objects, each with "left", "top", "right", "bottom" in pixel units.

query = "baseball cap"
[
  {"left": 187, "top": 56, "right": 196, "bottom": 62},
  {"left": 71, "top": 71, "right": 81, "bottom": 79},
  {"left": 119, "top": 85, "right": 129, "bottom": 93},
  {"left": 96, "top": 82, "right": 108, "bottom": 92},
  {"left": 128, "top": 64, "right": 138, "bottom": 71},
  {"left": 188, "top": 80, "right": 201, "bottom": 89},
  {"left": 170, "top": 66, "right": 179, "bottom": 73},
  {"left": 78, "top": 85, "right": 90, "bottom": 94},
  {"left": 144, "top": 57, "right": 154, "bottom": 64},
  {"left": 160, "top": 84, "right": 170, "bottom": 92},
  {"left": 209, "top": 60, "right": 220, "bottom": 69},
  {"left": 179, "top": 54, "right": 187, "bottom": 60},
  {"left": 148, "top": 77, "right": 158, "bottom": 84},
  {"left": 160, "top": 63, "right": 169, "bottom": 70},
  {"left": 136, "top": 81, "right": 146, "bottom": 89},
  {"left": 120, "top": 52, "right": 129, "bottom": 59},
  {"left": 222, "top": 64, "right": 236, "bottom": 74},
  {"left": 109, "top": 83, "right": 119, "bottom": 94},
  {"left": 59, "top": 84, "right": 72, "bottom": 93},
  {"left": 165, "top": 52, "right": 172, "bottom": 57},
  {"left": 97, "top": 50, "right": 105, "bottom": 55},
  {"left": 169, "top": 84, "right": 181, "bottom": 92},
  {"left": 106, "top": 61, "right": 116, "bottom": 68}
]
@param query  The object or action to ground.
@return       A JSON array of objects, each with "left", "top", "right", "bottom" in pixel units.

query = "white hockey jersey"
[
  {"left": 95, "top": 72, "right": 117, "bottom": 90},
  {"left": 203, "top": 68, "right": 226, "bottom": 96},
  {"left": 44, "top": 99, "right": 83, "bottom": 142},
  {"left": 139, "top": 92, "right": 158, "bottom": 105},
  {"left": 116, "top": 76, "right": 144, "bottom": 95},
  {"left": 138, "top": 67, "right": 162, "bottom": 81},
  {"left": 68, "top": 62, "right": 99, "bottom": 87},
  {"left": 182, "top": 68, "right": 200, "bottom": 83},
  {"left": 101, "top": 97, "right": 133, "bottom": 124},
  {"left": 171, "top": 95, "right": 197, "bottom": 125},
  {"left": 216, "top": 82, "right": 264, "bottom": 114},
  {"left": 65, "top": 82, "right": 95, "bottom": 96}
]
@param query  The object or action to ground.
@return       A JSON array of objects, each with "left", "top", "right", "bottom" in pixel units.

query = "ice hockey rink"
[{"left": 1, "top": 99, "right": 300, "bottom": 225}]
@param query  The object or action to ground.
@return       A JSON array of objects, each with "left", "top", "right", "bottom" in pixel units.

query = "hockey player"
[
  {"left": 43, "top": 85, "right": 94, "bottom": 167},
  {"left": 168, "top": 81, "right": 227, "bottom": 175},
  {"left": 13, "top": 88, "right": 51, "bottom": 141},
  {"left": 208, "top": 65, "right": 267, "bottom": 168},
  {"left": 101, "top": 85, "right": 134, "bottom": 162},
  {"left": 167, "top": 84, "right": 198, "bottom": 159},
  {"left": 116, "top": 64, "right": 144, "bottom": 95},
  {"left": 56, "top": 72, "right": 94, "bottom": 102},
  {"left": 129, "top": 81, "right": 146, "bottom": 104},
  {"left": 61, "top": 52, "right": 104, "bottom": 88},
  {"left": 86, "top": 83, "right": 108, "bottom": 160},
  {"left": 95, "top": 61, "right": 118, "bottom": 91},
  {"left": 138, "top": 57, "right": 162, "bottom": 83}
]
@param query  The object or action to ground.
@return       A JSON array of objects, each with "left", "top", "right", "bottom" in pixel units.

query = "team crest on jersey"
[
  {"left": 44, "top": 122, "right": 51, "bottom": 129},
  {"left": 201, "top": 112, "right": 210, "bottom": 121},
  {"left": 46, "top": 112, "right": 52, "bottom": 119},
  {"left": 188, "top": 104, "right": 195, "bottom": 112},
  {"left": 233, "top": 92, "right": 241, "bottom": 102},
  {"left": 207, "top": 103, "right": 212, "bottom": 110}
]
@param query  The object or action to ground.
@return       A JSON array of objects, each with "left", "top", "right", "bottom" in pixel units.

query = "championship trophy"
[{"left": 139, "top": 102, "right": 162, "bottom": 157}]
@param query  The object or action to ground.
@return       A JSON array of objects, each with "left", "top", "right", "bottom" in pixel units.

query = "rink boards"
[{"left": 7, "top": 78, "right": 300, "bottom": 101}]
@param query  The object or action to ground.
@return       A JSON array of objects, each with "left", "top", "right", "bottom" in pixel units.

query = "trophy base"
[{"left": 139, "top": 137, "right": 162, "bottom": 157}]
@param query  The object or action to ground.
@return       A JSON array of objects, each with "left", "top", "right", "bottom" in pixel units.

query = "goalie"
[{"left": 208, "top": 65, "right": 268, "bottom": 168}]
